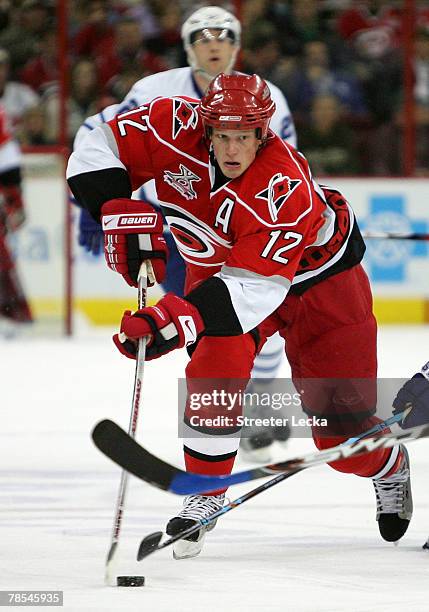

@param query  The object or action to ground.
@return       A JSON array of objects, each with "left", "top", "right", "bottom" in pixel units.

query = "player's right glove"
[
  {"left": 113, "top": 293, "right": 204, "bottom": 360},
  {"left": 78, "top": 207, "right": 103, "bottom": 255},
  {"left": 101, "top": 198, "right": 167, "bottom": 287},
  {"left": 392, "top": 363, "right": 429, "bottom": 428}
]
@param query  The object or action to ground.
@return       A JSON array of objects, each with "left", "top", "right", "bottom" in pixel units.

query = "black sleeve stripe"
[
  {"left": 183, "top": 445, "right": 238, "bottom": 462},
  {"left": 0, "top": 167, "right": 21, "bottom": 187},
  {"left": 185, "top": 276, "right": 243, "bottom": 336},
  {"left": 67, "top": 168, "right": 132, "bottom": 222}
]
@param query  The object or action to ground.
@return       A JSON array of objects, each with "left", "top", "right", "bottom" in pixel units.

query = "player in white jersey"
[{"left": 74, "top": 6, "right": 297, "bottom": 460}]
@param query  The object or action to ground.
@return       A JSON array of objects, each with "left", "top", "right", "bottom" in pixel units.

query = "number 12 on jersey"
[{"left": 260, "top": 230, "right": 302, "bottom": 264}]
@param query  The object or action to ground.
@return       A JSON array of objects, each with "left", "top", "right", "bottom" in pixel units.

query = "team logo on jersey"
[
  {"left": 256, "top": 173, "right": 302, "bottom": 222},
  {"left": 161, "top": 204, "right": 231, "bottom": 267},
  {"left": 172, "top": 99, "right": 199, "bottom": 139},
  {"left": 164, "top": 164, "right": 201, "bottom": 200}
]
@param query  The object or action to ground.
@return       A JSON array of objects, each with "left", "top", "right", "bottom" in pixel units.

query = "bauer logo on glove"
[
  {"left": 101, "top": 198, "right": 168, "bottom": 288},
  {"left": 102, "top": 212, "right": 159, "bottom": 231}
]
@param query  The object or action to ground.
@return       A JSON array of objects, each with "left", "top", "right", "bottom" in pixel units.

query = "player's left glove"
[
  {"left": 78, "top": 207, "right": 103, "bottom": 255},
  {"left": 0, "top": 185, "right": 25, "bottom": 231},
  {"left": 392, "top": 364, "right": 429, "bottom": 428},
  {"left": 113, "top": 293, "right": 204, "bottom": 360}
]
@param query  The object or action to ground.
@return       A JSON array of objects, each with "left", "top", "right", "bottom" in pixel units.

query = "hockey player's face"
[
  {"left": 192, "top": 29, "right": 235, "bottom": 76},
  {"left": 212, "top": 129, "right": 260, "bottom": 179}
]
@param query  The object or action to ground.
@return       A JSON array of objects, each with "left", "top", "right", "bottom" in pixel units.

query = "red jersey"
[
  {"left": 68, "top": 94, "right": 364, "bottom": 334},
  {"left": 105, "top": 97, "right": 351, "bottom": 293}
]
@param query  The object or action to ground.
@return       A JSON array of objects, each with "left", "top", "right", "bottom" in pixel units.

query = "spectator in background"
[
  {"left": 43, "top": 59, "right": 101, "bottom": 145},
  {"left": 336, "top": 0, "right": 402, "bottom": 58},
  {"left": 0, "top": 0, "right": 12, "bottom": 33},
  {"left": 393, "top": 26, "right": 429, "bottom": 176},
  {"left": 20, "top": 29, "right": 58, "bottom": 95},
  {"left": 336, "top": 1, "right": 403, "bottom": 175},
  {"left": 95, "top": 17, "right": 168, "bottom": 87},
  {"left": 270, "top": 0, "right": 334, "bottom": 56},
  {"left": 124, "top": 0, "right": 161, "bottom": 40},
  {"left": 146, "top": 3, "right": 183, "bottom": 69},
  {"left": 0, "top": 48, "right": 39, "bottom": 130},
  {"left": 104, "top": 63, "right": 141, "bottom": 104},
  {"left": 242, "top": 24, "right": 282, "bottom": 83},
  {"left": 299, "top": 93, "right": 361, "bottom": 176},
  {"left": 278, "top": 39, "right": 368, "bottom": 126},
  {"left": 0, "top": 0, "right": 52, "bottom": 75},
  {"left": 16, "top": 105, "right": 52, "bottom": 146},
  {"left": 73, "top": 0, "right": 115, "bottom": 59}
]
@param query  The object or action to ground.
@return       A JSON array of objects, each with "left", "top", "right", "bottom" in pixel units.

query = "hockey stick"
[
  {"left": 362, "top": 231, "right": 429, "bottom": 241},
  {"left": 137, "top": 468, "right": 301, "bottom": 560},
  {"left": 92, "top": 415, "right": 429, "bottom": 496},
  {"left": 104, "top": 263, "right": 148, "bottom": 586},
  {"left": 134, "top": 418, "right": 427, "bottom": 560}
]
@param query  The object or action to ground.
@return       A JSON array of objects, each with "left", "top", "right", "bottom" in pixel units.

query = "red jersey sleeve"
[{"left": 106, "top": 103, "right": 157, "bottom": 191}]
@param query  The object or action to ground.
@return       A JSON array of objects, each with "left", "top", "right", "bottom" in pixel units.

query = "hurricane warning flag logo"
[
  {"left": 256, "top": 173, "right": 302, "bottom": 222},
  {"left": 172, "top": 99, "right": 199, "bottom": 139},
  {"left": 164, "top": 164, "right": 201, "bottom": 200}
]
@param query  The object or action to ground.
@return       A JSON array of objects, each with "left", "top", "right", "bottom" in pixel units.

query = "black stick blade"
[
  {"left": 92, "top": 419, "right": 177, "bottom": 491},
  {"left": 137, "top": 531, "right": 163, "bottom": 561}
]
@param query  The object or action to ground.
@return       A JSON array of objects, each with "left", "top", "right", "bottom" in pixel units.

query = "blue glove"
[
  {"left": 78, "top": 207, "right": 103, "bottom": 255},
  {"left": 393, "top": 371, "right": 429, "bottom": 428}
]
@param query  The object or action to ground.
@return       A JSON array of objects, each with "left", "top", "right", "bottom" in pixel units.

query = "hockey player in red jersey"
[
  {"left": 67, "top": 74, "right": 412, "bottom": 559},
  {"left": 0, "top": 104, "right": 32, "bottom": 333}
]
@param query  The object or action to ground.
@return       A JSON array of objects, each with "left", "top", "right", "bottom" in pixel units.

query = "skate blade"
[{"left": 173, "top": 533, "right": 206, "bottom": 560}]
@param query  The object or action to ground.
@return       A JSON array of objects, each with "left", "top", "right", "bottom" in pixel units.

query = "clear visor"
[{"left": 191, "top": 28, "right": 235, "bottom": 45}]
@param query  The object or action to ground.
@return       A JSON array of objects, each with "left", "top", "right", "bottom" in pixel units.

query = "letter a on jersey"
[
  {"left": 172, "top": 99, "right": 199, "bottom": 139},
  {"left": 256, "top": 173, "right": 302, "bottom": 222}
]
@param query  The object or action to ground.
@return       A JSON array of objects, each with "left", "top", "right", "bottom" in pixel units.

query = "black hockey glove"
[{"left": 392, "top": 369, "right": 429, "bottom": 428}]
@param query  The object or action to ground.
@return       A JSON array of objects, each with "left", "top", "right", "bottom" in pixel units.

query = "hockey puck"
[
  {"left": 423, "top": 541, "right": 429, "bottom": 551},
  {"left": 116, "top": 576, "right": 145, "bottom": 587}
]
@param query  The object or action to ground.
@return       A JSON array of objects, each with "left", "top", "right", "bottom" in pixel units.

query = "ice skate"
[
  {"left": 166, "top": 494, "right": 225, "bottom": 559},
  {"left": 373, "top": 445, "right": 413, "bottom": 542}
]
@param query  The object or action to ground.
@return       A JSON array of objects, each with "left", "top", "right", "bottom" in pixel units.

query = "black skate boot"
[{"left": 373, "top": 445, "right": 413, "bottom": 542}]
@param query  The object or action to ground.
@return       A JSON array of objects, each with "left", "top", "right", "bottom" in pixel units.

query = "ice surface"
[{"left": 2, "top": 325, "right": 429, "bottom": 611}]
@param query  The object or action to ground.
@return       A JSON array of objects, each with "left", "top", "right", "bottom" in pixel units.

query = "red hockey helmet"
[{"left": 199, "top": 73, "right": 276, "bottom": 140}]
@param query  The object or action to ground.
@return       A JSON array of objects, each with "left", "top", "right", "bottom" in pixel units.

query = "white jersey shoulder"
[
  {"left": 265, "top": 79, "right": 297, "bottom": 147},
  {"left": 74, "top": 66, "right": 296, "bottom": 149},
  {"left": 123, "top": 67, "right": 196, "bottom": 106}
]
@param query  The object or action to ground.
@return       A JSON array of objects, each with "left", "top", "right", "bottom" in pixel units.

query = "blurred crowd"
[{"left": 0, "top": 0, "right": 428, "bottom": 176}]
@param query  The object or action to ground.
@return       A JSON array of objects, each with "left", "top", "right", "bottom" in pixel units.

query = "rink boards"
[{"left": 14, "top": 165, "right": 429, "bottom": 327}]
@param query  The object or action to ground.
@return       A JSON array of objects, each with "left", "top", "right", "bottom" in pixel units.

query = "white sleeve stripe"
[
  {"left": 66, "top": 125, "right": 126, "bottom": 179},
  {"left": 215, "top": 268, "right": 288, "bottom": 333},
  {"left": 100, "top": 123, "right": 120, "bottom": 157},
  {"left": 221, "top": 265, "right": 291, "bottom": 289},
  {"left": 0, "top": 140, "right": 21, "bottom": 172}
]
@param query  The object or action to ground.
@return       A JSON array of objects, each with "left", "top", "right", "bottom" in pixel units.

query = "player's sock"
[
  {"left": 240, "top": 333, "right": 286, "bottom": 462},
  {"left": 166, "top": 493, "right": 225, "bottom": 559},
  {"left": 372, "top": 445, "right": 412, "bottom": 542}
]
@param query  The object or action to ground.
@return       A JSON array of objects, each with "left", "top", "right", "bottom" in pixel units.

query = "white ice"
[{"left": 2, "top": 324, "right": 429, "bottom": 612}]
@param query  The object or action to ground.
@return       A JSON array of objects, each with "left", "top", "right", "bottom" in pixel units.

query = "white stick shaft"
[{"left": 105, "top": 263, "right": 148, "bottom": 585}]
